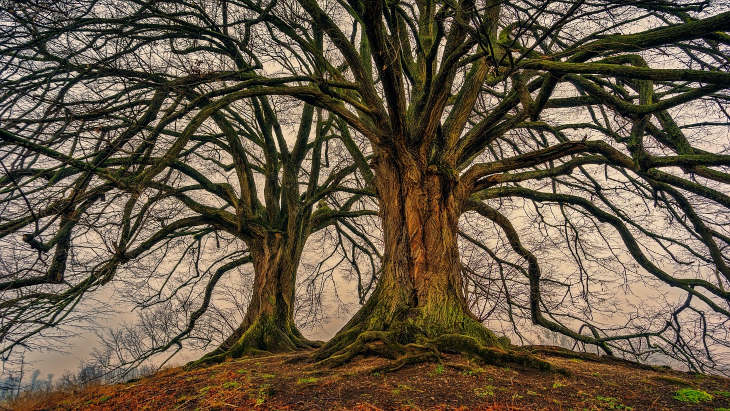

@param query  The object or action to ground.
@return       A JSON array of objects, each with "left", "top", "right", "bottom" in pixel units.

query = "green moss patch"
[{"left": 673, "top": 388, "right": 713, "bottom": 403}]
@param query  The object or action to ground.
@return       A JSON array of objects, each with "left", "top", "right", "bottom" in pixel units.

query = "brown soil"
[{"left": 5, "top": 347, "right": 729, "bottom": 410}]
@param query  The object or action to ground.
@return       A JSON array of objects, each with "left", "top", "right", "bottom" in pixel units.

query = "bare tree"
[
  {"left": 2, "top": 0, "right": 730, "bottom": 375},
  {"left": 132, "top": 0, "right": 730, "bottom": 372},
  {"left": 0, "top": 0, "right": 376, "bottom": 369}
]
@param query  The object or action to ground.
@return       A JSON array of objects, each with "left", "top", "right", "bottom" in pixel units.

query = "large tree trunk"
[
  {"left": 315, "top": 156, "right": 518, "bottom": 368},
  {"left": 190, "top": 233, "right": 317, "bottom": 367}
]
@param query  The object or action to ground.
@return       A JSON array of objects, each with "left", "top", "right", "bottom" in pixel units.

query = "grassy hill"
[{"left": 4, "top": 347, "right": 730, "bottom": 410}]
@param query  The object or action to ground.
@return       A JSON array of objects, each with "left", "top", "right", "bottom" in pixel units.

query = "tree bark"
[
  {"left": 315, "top": 154, "right": 514, "bottom": 367},
  {"left": 191, "top": 232, "right": 317, "bottom": 367}
]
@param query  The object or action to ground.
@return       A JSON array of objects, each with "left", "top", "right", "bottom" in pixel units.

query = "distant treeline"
[{"left": 0, "top": 360, "right": 154, "bottom": 400}]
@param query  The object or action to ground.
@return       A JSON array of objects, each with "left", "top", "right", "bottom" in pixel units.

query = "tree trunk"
[
  {"left": 191, "top": 232, "right": 317, "bottom": 367},
  {"left": 315, "top": 156, "right": 514, "bottom": 367}
]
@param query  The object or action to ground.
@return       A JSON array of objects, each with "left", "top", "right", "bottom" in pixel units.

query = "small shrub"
[
  {"left": 297, "top": 377, "right": 319, "bottom": 384},
  {"left": 673, "top": 388, "right": 713, "bottom": 404}
]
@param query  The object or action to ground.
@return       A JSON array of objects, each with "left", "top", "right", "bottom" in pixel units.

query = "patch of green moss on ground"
[
  {"left": 431, "top": 364, "right": 445, "bottom": 375},
  {"left": 673, "top": 388, "right": 713, "bottom": 404}
]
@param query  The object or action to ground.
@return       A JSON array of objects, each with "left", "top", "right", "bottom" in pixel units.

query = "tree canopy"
[
  {"left": 0, "top": 0, "right": 378, "bottom": 370},
  {"left": 2, "top": 0, "right": 730, "bottom": 375}
]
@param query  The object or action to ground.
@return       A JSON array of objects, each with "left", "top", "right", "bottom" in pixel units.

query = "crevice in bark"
[
  {"left": 313, "top": 157, "right": 558, "bottom": 373},
  {"left": 310, "top": 283, "right": 556, "bottom": 373},
  {"left": 188, "top": 315, "right": 319, "bottom": 369},
  {"left": 186, "top": 233, "right": 319, "bottom": 369}
]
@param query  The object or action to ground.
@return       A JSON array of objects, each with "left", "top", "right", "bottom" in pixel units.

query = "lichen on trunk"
[
  {"left": 314, "top": 156, "right": 551, "bottom": 371},
  {"left": 187, "top": 233, "right": 318, "bottom": 369}
]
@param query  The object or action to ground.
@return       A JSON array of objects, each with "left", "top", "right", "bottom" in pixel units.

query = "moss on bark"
[
  {"left": 313, "top": 161, "right": 557, "bottom": 373},
  {"left": 312, "top": 283, "right": 555, "bottom": 373},
  {"left": 186, "top": 315, "right": 319, "bottom": 369},
  {"left": 186, "top": 234, "right": 319, "bottom": 370}
]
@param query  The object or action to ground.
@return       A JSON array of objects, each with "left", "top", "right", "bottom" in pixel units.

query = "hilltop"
[{"left": 5, "top": 347, "right": 730, "bottom": 410}]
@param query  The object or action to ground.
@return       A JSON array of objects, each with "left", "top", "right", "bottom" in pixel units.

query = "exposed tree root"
[
  {"left": 185, "top": 317, "right": 320, "bottom": 370},
  {"left": 315, "top": 330, "right": 564, "bottom": 375},
  {"left": 308, "top": 286, "right": 571, "bottom": 375},
  {"left": 283, "top": 352, "right": 316, "bottom": 364},
  {"left": 524, "top": 345, "right": 664, "bottom": 372},
  {"left": 435, "top": 334, "right": 564, "bottom": 373},
  {"left": 313, "top": 316, "right": 567, "bottom": 375},
  {"left": 370, "top": 350, "right": 441, "bottom": 374},
  {"left": 524, "top": 345, "right": 602, "bottom": 362}
]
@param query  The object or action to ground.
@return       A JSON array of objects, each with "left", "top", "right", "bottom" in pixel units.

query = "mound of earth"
[{"left": 6, "top": 347, "right": 730, "bottom": 410}]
